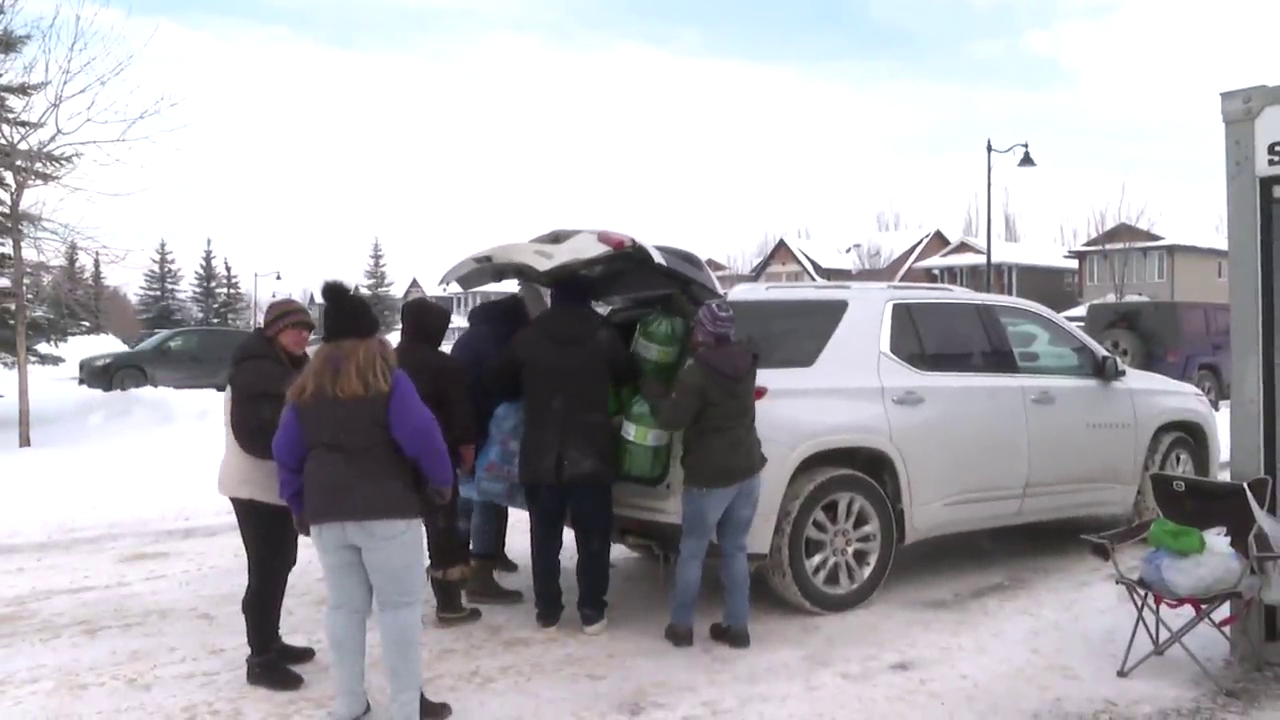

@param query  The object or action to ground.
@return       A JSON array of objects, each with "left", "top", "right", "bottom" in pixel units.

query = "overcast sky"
[{"left": 38, "top": 0, "right": 1278, "bottom": 296}]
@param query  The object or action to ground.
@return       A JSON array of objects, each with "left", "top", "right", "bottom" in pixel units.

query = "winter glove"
[{"left": 293, "top": 516, "right": 310, "bottom": 537}]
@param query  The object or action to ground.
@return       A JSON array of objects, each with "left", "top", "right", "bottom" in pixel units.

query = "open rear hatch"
[{"left": 439, "top": 229, "right": 723, "bottom": 307}]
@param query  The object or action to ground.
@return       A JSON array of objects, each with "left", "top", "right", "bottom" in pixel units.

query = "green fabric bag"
[{"left": 1147, "top": 518, "right": 1206, "bottom": 556}]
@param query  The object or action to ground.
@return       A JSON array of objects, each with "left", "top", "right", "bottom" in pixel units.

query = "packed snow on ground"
[{"left": 0, "top": 346, "right": 1268, "bottom": 718}]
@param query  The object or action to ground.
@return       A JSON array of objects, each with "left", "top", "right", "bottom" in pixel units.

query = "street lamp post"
[
  {"left": 985, "top": 139, "right": 1037, "bottom": 293},
  {"left": 252, "top": 271, "right": 282, "bottom": 327}
]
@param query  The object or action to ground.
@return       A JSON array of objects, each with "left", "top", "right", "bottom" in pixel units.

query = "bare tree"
[
  {"left": 2, "top": 1, "right": 174, "bottom": 447},
  {"left": 725, "top": 233, "right": 776, "bottom": 274},
  {"left": 875, "top": 209, "right": 907, "bottom": 233},
  {"left": 960, "top": 195, "right": 980, "bottom": 238},
  {"left": 99, "top": 284, "right": 139, "bottom": 341},
  {"left": 1054, "top": 222, "right": 1083, "bottom": 249},
  {"left": 1001, "top": 188, "right": 1021, "bottom": 243},
  {"left": 848, "top": 242, "right": 890, "bottom": 270},
  {"left": 1085, "top": 184, "right": 1155, "bottom": 300}
]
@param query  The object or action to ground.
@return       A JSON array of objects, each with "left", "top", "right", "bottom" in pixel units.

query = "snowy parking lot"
[{"left": 0, "top": 337, "right": 1268, "bottom": 719}]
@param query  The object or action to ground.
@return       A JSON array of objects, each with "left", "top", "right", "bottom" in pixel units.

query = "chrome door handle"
[
  {"left": 1029, "top": 391, "right": 1056, "bottom": 406},
  {"left": 891, "top": 392, "right": 925, "bottom": 407}
]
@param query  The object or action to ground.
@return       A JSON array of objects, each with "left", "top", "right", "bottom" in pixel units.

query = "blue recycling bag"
[{"left": 457, "top": 401, "right": 526, "bottom": 510}]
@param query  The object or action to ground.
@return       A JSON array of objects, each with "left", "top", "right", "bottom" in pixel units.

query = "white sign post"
[{"left": 1256, "top": 104, "right": 1280, "bottom": 178}]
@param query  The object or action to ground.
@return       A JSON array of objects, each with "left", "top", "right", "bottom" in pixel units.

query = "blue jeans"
[
  {"left": 312, "top": 520, "right": 425, "bottom": 720},
  {"left": 670, "top": 475, "right": 761, "bottom": 629},
  {"left": 470, "top": 500, "right": 504, "bottom": 559}
]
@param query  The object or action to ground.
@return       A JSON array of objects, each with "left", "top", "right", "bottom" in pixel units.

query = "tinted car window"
[
  {"left": 888, "top": 305, "right": 925, "bottom": 368},
  {"left": 159, "top": 330, "right": 202, "bottom": 353},
  {"left": 1180, "top": 307, "right": 1208, "bottom": 337},
  {"left": 892, "top": 302, "right": 1009, "bottom": 373},
  {"left": 990, "top": 305, "right": 1094, "bottom": 377},
  {"left": 729, "top": 299, "right": 846, "bottom": 369}
]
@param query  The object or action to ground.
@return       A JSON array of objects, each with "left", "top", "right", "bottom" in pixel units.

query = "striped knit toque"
[
  {"left": 694, "top": 299, "right": 735, "bottom": 340},
  {"left": 262, "top": 298, "right": 314, "bottom": 337}
]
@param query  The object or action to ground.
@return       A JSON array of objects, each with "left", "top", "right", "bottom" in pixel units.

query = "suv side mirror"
[{"left": 1098, "top": 354, "right": 1125, "bottom": 381}]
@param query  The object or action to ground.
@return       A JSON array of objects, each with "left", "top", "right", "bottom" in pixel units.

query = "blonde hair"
[{"left": 287, "top": 337, "right": 396, "bottom": 403}]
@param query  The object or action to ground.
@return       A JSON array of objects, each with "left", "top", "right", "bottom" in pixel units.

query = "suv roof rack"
[{"left": 750, "top": 281, "right": 975, "bottom": 293}]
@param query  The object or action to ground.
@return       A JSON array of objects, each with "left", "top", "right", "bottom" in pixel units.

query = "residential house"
[
  {"left": 1067, "top": 223, "right": 1229, "bottom": 303},
  {"left": 912, "top": 237, "right": 1079, "bottom": 312},
  {"left": 704, "top": 258, "right": 750, "bottom": 290},
  {"left": 847, "top": 229, "right": 953, "bottom": 283},
  {"left": 746, "top": 229, "right": 952, "bottom": 284}
]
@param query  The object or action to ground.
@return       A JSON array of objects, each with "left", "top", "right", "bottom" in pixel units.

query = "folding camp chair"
[{"left": 1082, "top": 472, "right": 1274, "bottom": 693}]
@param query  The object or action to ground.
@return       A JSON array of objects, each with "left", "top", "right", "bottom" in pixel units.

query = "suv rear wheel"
[
  {"left": 765, "top": 467, "right": 897, "bottom": 613},
  {"left": 1132, "top": 429, "right": 1203, "bottom": 521}
]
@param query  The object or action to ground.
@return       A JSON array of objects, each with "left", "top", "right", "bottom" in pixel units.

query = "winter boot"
[
  {"left": 246, "top": 654, "right": 305, "bottom": 691},
  {"left": 431, "top": 577, "right": 482, "bottom": 627},
  {"left": 492, "top": 512, "right": 518, "bottom": 572},
  {"left": 272, "top": 640, "right": 316, "bottom": 665},
  {"left": 664, "top": 623, "right": 693, "bottom": 648},
  {"left": 708, "top": 622, "right": 751, "bottom": 649},
  {"left": 421, "top": 693, "right": 453, "bottom": 719},
  {"left": 464, "top": 560, "right": 524, "bottom": 605},
  {"left": 494, "top": 552, "right": 520, "bottom": 574}
]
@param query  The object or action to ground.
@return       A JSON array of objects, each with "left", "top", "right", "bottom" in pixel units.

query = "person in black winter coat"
[
  {"left": 217, "top": 298, "right": 316, "bottom": 692},
  {"left": 493, "top": 276, "right": 637, "bottom": 633},
  {"left": 449, "top": 295, "right": 529, "bottom": 605},
  {"left": 396, "top": 297, "right": 483, "bottom": 627}
]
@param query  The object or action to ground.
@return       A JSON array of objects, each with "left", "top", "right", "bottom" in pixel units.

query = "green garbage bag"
[
  {"left": 632, "top": 311, "right": 687, "bottom": 384},
  {"left": 1148, "top": 518, "right": 1206, "bottom": 556},
  {"left": 619, "top": 393, "right": 672, "bottom": 485}
]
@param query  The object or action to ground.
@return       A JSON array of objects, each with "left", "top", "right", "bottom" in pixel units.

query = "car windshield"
[{"left": 134, "top": 329, "right": 179, "bottom": 351}]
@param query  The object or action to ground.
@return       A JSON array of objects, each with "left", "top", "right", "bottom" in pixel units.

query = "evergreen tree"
[
  {"left": 0, "top": 257, "right": 63, "bottom": 366},
  {"left": 362, "top": 238, "right": 398, "bottom": 330},
  {"left": 135, "top": 239, "right": 186, "bottom": 331},
  {"left": 89, "top": 251, "right": 105, "bottom": 334},
  {"left": 214, "top": 257, "right": 249, "bottom": 328},
  {"left": 188, "top": 238, "right": 221, "bottom": 326},
  {"left": 0, "top": 14, "right": 75, "bottom": 372},
  {"left": 48, "top": 240, "right": 91, "bottom": 336}
]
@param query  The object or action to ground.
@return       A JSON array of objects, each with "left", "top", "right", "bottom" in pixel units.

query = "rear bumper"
[{"left": 611, "top": 513, "right": 768, "bottom": 562}]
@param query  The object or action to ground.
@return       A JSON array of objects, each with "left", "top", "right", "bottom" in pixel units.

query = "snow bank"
[
  {"left": 32, "top": 333, "right": 128, "bottom": 366},
  {"left": 0, "top": 381, "right": 228, "bottom": 543}
]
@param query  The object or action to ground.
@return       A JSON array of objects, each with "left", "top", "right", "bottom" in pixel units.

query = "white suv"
[{"left": 440, "top": 231, "right": 1220, "bottom": 614}]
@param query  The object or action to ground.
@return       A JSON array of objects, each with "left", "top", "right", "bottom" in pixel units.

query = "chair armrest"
[
  {"left": 1250, "top": 526, "right": 1280, "bottom": 567},
  {"left": 1082, "top": 519, "right": 1154, "bottom": 563}
]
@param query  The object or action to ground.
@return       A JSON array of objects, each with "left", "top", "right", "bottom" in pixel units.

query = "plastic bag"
[
  {"left": 1139, "top": 548, "right": 1177, "bottom": 597},
  {"left": 457, "top": 401, "right": 526, "bottom": 511},
  {"left": 1157, "top": 529, "right": 1247, "bottom": 598},
  {"left": 1245, "top": 485, "right": 1280, "bottom": 603}
]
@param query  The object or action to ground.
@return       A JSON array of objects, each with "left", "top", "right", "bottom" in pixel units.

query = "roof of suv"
[{"left": 726, "top": 281, "right": 1031, "bottom": 305}]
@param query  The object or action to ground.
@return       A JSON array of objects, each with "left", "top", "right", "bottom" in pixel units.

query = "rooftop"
[{"left": 914, "top": 240, "right": 1075, "bottom": 271}]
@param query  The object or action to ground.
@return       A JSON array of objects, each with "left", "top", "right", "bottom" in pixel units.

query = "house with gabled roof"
[
  {"left": 746, "top": 229, "right": 953, "bottom": 284},
  {"left": 1066, "top": 223, "right": 1228, "bottom": 303},
  {"left": 912, "top": 237, "right": 1079, "bottom": 311}
]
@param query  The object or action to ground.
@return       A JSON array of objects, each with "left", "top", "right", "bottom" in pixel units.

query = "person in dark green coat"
[{"left": 641, "top": 298, "right": 767, "bottom": 650}]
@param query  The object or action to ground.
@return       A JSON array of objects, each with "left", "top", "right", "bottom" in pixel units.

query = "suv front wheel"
[
  {"left": 765, "top": 467, "right": 897, "bottom": 613},
  {"left": 1132, "top": 429, "right": 1204, "bottom": 521}
]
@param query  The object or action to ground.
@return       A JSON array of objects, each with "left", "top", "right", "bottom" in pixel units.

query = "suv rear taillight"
[
  {"left": 597, "top": 231, "right": 635, "bottom": 251},
  {"left": 754, "top": 386, "right": 768, "bottom": 401}
]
